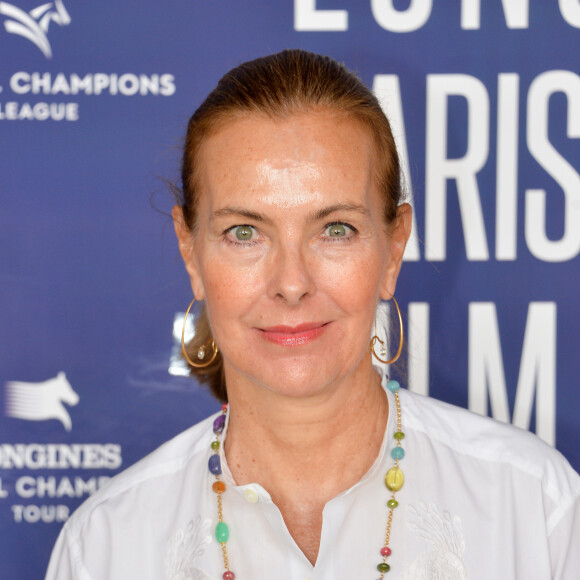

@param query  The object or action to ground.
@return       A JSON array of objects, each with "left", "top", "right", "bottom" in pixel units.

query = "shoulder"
[
  {"left": 399, "top": 388, "right": 580, "bottom": 505},
  {"left": 63, "top": 411, "right": 218, "bottom": 535},
  {"left": 46, "top": 413, "right": 220, "bottom": 578}
]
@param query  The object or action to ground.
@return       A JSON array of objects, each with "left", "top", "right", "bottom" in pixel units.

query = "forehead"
[{"left": 196, "top": 111, "right": 377, "bottom": 206}]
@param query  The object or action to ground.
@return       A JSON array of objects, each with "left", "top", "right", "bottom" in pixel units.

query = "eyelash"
[
  {"left": 223, "top": 225, "right": 260, "bottom": 247},
  {"left": 222, "top": 221, "right": 358, "bottom": 246},
  {"left": 322, "top": 221, "right": 358, "bottom": 242}
]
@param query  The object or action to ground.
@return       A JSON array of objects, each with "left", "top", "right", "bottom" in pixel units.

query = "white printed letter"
[
  {"left": 526, "top": 71, "right": 580, "bottom": 262},
  {"left": 512, "top": 303, "right": 556, "bottom": 445},
  {"left": 469, "top": 303, "right": 510, "bottom": 423},
  {"left": 373, "top": 75, "right": 420, "bottom": 261},
  {"left": 469, "top": 302, "right": 557, "bottom": 445},
  {"left": 371, "top": 0, "right": 432, "bottom": 32},
  {"left": 408, "top": 303, "right": 430, "bottom": 396},
  {"left": 559, "top": 0, "right": 580, "bottom": 27},
  {"left": 461, "top": 0, "right": 529, "bottom": 29},
  {"left": 294, "top": 0, "right": 348, "bottom": 31},
  {"left": 426, "top": 74, "right": 490, "bottom": 261},
  {"left": 496, "top": 74, "right": 520, "bottom": 260}
]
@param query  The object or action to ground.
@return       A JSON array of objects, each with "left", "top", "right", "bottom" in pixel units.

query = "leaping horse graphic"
[
  {"left": 5, "top": 372, "right": 79, "bottom": 431},
  {"left": 0, "top": 0, "right": 70, "bottom": 58}
]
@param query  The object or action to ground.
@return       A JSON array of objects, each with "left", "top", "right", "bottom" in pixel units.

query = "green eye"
[
  {"left": 327, "top": 223, "right": 347, "bottom": 237},
  {"left": 235, "top": 225, "right": 254, "bottom": 241}
]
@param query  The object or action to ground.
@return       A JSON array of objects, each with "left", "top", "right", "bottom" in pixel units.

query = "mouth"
[{"left": 258, "top": 322, "right": 330, "bottom": 347}]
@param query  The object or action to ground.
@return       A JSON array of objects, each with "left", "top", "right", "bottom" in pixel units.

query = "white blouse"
[{"left": 46, "top": 387, "right": 580, "bottom": 580}]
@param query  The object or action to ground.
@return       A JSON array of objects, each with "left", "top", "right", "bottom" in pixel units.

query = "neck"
[
  {"left": 221, "top": 358, "right": 389, "bottom": 565},
  {"left": 223, "top": 359, "right": 388, "bottom": 488}
]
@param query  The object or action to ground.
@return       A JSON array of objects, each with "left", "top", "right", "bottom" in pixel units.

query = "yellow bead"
[{"left": 385, "top": 467, "right": 404, "bottom": 491}]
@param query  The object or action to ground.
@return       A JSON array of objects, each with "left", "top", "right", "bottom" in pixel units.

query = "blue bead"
[
  {"left": 208, "top": 454, "right": 222, "bottom": 475},
  {"left": 387, "top": 380, "right": 400, "bottom": 393},
  {"left": 391, "top": 447, "right": 405, "bottom": 460},
  {"left": 213, "top": 414, "right": 226, "bottom": 434}
]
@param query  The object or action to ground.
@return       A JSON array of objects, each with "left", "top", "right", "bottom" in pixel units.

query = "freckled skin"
[
  {"left": 174, "top": 110, "right": 411, "bottom": 565},
  {"left": 176, "top": 111, "right": 409, "bottom": 400}
]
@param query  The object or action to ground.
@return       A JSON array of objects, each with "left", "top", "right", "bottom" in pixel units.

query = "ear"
[
  {"left": 379, "top": 203, "right": 412, "bottom": 300},
  {"left": 172, "top": 206, "right": 205, "bottom": 300}
]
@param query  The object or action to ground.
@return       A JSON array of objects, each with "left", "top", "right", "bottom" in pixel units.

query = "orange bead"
[{"left": 212, "top": 481, "right": 226, "bottom": 493}]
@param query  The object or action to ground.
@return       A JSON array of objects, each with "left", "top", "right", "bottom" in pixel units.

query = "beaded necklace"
[{"left": 207, "top": 379, "right": 405, "bottom": 579}]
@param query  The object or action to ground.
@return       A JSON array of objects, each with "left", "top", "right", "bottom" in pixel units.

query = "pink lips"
[{"left": 259, "top": 322, "right": 329, "bottom": 346}]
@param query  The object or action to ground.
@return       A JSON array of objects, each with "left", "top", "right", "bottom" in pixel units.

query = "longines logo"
[
  {"left": 5, "top": 372, "right": 79, "bottom": 431},
  {"left": 1, "top": 373, "right": 123, "bottom": 524},
  {"left": 0, "top": 0, "right": 70, "bottom": 58}
]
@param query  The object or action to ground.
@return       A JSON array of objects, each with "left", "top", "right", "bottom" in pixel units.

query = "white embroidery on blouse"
[
  {"left": 165, "top": 516, "right": 213, "bottom": 580},
  {"left": 399, "top": 501, "right": 468, "bottom": 580}
]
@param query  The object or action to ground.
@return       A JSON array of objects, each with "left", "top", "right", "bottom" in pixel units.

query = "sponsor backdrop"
[{"left": 1, "top": 1, "right": 579, "bottom": 577}]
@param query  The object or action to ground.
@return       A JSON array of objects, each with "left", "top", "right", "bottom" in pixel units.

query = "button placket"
[{"left": 243, "top": 486, "right": 259, "bottom": 503}]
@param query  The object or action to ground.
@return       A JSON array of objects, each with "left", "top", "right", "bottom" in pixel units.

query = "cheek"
[
  {"left": 199, "top": 258, "right": 264, "bottom": 323},
  {"left": 316, "top": 252, "right": 382, "bottom": 316}
]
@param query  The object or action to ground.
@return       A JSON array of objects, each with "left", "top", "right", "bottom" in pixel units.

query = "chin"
[{"left": 250, "top": 358, "right": 351, "bottom": 399}]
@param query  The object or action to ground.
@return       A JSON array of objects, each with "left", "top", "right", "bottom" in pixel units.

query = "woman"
[{"left": 46, "top": 50, "right": 580, "bottom": 579}]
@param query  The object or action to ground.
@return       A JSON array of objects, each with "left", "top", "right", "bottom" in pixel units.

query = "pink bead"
[
  {"left": 222, "top": 404, "right": 228, "bottom": 413},
  {"left": 223, "top": 572, "right": 235, "bottom": 580},
  {"left": 380, "top": 546, "right": 392, "bottom": 557}
]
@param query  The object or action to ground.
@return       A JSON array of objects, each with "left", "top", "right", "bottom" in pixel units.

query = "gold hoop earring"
[
  {"left": 370, "top": 296, "right": 404, "bottom": 365},
  {"left": 181, "top": 298, "right": 219, "bottom": 368}
]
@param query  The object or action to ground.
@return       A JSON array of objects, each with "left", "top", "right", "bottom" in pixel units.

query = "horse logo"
[
  {"left": 5, "top": 371, "right": 79, "bottom": 431},
  {"left": 0, "top": 0, "right": 70, "bottom": 58}
]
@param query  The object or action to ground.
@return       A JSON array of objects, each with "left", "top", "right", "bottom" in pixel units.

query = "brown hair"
[{"left": 176, "top": 49, "right": 404, "bottom": 402}]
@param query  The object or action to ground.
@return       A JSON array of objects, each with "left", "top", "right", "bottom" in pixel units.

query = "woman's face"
[{"left": 174, "top": 111, "right": 410, "bottom": 399}]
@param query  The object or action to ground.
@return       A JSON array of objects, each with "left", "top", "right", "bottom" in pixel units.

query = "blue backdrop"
[{"left": 1, "top": 1, "right": 579, "bottom": 577}]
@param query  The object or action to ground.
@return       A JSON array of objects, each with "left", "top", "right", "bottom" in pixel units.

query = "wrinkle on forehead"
[{"left": 199, "top": 112, "right": 377, "bottom": 214}]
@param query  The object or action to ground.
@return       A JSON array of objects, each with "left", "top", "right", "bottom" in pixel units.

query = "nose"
[{"left": 268, "top": 243, "right": 316, "bottom": 305}]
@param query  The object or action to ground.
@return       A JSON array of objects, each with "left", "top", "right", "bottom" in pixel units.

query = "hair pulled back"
[{"left": 177, "top": 49, "right": 404, "bottom": 402}]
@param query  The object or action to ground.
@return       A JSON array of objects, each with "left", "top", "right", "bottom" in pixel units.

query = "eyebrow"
[
  {"left": 212, "top": 203, "right": 369, "bottom": 224},
  {"left": 310, "top": 203, "right": 370, "bottom": 222},
  {"left": 212, "top": 207, "right": 273, "bottom": 224}
]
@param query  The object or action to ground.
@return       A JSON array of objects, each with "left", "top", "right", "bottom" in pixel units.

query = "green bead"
[
  {"left": 394, "top": 431, "right": 405, "bottom": 440},
  {"left": 377, "top": 562, "right": 391, "bottom": 573},
  {"left": 215, "top": 522, "right": 229, "bottom": 543},
  {"left": 387, "top": 499, "right": 399, "bottom": 508},
  {"left": 211, "top": 441, "right": 220, "bottom": 451}
]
